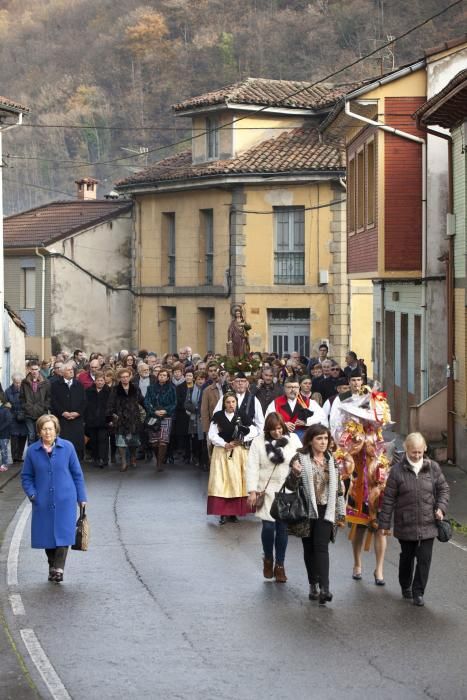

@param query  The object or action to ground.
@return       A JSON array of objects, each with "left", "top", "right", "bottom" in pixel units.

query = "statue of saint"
[{"left": 227, "top": 306, "right": 250, "bottom": 357}]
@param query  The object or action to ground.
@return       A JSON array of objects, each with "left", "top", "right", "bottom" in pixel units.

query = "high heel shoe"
[
  {"left": 352, "top": 568, "right": 362, "bottom": 581},
  {"left": 374, "top": 571, "right": 385, "bottom": 586}
]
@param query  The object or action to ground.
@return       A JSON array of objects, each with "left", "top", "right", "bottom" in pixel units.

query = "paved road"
[{"left": 1, "top": 460, "right": 467, "bottom": 700}]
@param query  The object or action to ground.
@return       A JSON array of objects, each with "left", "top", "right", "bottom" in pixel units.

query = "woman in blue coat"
[{"left": 21, "top": 414, "right": 87, "bottom": 583}]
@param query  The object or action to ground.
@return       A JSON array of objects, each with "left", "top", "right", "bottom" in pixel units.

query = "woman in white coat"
[{"left": 246, "top": 412, "right": 302, "bottom": 583}]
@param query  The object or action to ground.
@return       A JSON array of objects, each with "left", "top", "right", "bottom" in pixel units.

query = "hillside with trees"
[{"left": 0, "top": 0, "right": 465, "bottom": 213}]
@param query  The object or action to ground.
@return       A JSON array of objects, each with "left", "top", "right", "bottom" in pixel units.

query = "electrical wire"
[{"left": 4, "top": 0, "right": 464, "bottom": 171}]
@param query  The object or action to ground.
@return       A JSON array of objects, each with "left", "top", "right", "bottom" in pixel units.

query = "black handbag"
[
  {"left": 429, "top": 463, "right": 452, "bottom": 542},
  {"left": 270, "top": 484, "right": 307, "bottom": 524},
  {"left": 72, "top": 505, "right": 90, "bottom": 551},
  {"left": 435, "top": 518, "right": 452, "bottom": 543}
]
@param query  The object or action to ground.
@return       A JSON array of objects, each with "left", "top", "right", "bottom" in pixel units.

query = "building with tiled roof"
[
  {"left": 172, "top": 76, "right": 366, "bottom": 114},
  {"left": 115, "top": 78, "right": 359, "bottom": 361},
  {"left": 320, "top": 35, "right": 467, "bottom": 442},
  {"left": 117, "top": 127, "right": 344, "bottom": 191},
  {"left": 4, "top": 180, "right": 134, "bottom": 357},
  {"left": 4, "top": 199, "right": 132, "bottom": 248}
]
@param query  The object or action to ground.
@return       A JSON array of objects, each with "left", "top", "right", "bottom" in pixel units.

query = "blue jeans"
[
  {"left": 261, "top": 520, "right": 288, "bottom": 565},
  {"left": 25, "top": 418, "right": 36, "bottom": 445},
  {"left": 0, "top": 438, "right": 9, "bottom": 465}
]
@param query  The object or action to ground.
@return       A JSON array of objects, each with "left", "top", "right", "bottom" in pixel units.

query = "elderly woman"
[
  {"left": 379, "top": 432, "right": 449, "bottom": 607},
  {"left": 5, "top": 374, "right": 28, "bottom": 462},
  {"left": 144, "top": 368, "right": 177, "bottom": 472},
  {"left": 106, "top": 368, "right": 144, "bottom": 472},
  {"left": 246, "top": 413, "right": 302, "bottom": 583},
  {"left": 21, "top": 414, "right": 87, "bottom": 583},
  {"left": 285, "top": 424, "right": 345, "bottom": 605},
  {"left": 207, "top": 392, "right": 258, "bottom": 525},
  {"left": 132, "top": 362, "right": 154, "bottom": 461}
]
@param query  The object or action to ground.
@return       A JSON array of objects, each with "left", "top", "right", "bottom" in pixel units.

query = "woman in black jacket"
[
  {"left": 107, "top": 368, "right": 144, "bottom": 472},
  {"left": 379, "top": 432, "right": 449, "bottom": 607},
  {"left": 84, "top": 372, "right": 111, "bottom": 468}
]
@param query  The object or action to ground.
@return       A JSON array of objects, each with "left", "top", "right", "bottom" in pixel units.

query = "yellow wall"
[
  {"left": 350, "top": 279, "right": 374, "bottom": 376},
  {"left": 138, "top": 189, "right": 230, "bottom": 288},
  {"left": 192, "top": 111, "right": 233, "bottom": 161},
  {"left": 133, "top": 180, "right": 345, "bottom": 357},
  {"left": 232, "top": 113, "right": 306, "bottom": 155}
]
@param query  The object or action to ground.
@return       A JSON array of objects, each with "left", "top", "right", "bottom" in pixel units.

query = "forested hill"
[{"left": 0, "top": 0, "right": 465, "bottom": 214}]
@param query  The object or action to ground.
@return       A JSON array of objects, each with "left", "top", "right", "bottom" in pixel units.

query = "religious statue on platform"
[{"left": 227, "top": 305, "right": 251, "bottom": 357}]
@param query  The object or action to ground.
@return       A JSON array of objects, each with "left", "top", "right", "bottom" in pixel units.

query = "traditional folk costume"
[
  {"left": 207, "top": 410, "right": 258, "bottom": 517},
  {"left": 332, "top": 385, "right": 392, "bottom": 545},
  {"left": 265, "top": 394, "right": 327, "bottom": 441}
]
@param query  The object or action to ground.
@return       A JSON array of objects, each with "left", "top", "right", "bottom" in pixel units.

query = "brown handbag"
[{"left": 255, "top": 463, "right": 278, "bottom": 510}]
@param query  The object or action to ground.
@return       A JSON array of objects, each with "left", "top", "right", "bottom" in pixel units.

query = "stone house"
[
  {"left": 3, "top": 179, "right": 133, "bottom": 357},
  {"left": 116, "top": 77, "right": 372, "bottom": 363}
]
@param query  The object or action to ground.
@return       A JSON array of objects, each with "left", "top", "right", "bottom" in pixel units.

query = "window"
[
  {"left": 206, "top": 117, "right": 219, "bottom": 160},
  {"left": 162, "top": 213, "right": 176, "bottom": 285},
  {"left": 357, "top": 148, "right": 364, "bottom": 230},
  {"left": 366, "top": 139, "right": 375, "bottom": 226},
  {"left": 348, "top": 157, "right": 356, "bottom": 233},
  {"left": 201, "top": 209, "right": 214, "bottom": 285},
  {"left": 21, "top": 267, "right": 36, "bottom": 309},
  {"left": 348, "top": 139, "right": 376, "bottom": 234},
  {"left": 274, "top": 207, "right": 305, "bottom": 285},
  {"left": 268, "top": 308, "right": 310, "bottom": 356}
]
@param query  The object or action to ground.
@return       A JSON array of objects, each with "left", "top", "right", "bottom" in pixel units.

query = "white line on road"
[
  {"left": 7, "top": 498, "right": 31, "bottom": 586},
  {"left": 20, "top": 629, "right": 72, "bottom": 700},
  {"left": 9, "top": 593, "right": 25, "bottom": 615},
  {"left": 449, "top": 538, "right": 467, "bottom": 553}
]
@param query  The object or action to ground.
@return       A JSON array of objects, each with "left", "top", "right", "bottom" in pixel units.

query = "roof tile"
[
  {"left": 4, "top": 200, "right": 132, "bottom": 248},
  {"left": 116, "top": 127, "right": 344, "bottom": 189},
  {"left": 172, "top": 77, "right": 366, "bottom": 113}
]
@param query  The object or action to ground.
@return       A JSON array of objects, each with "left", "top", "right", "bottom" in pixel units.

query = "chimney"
[{"left": 75, "top": 177, "right": 98, "bottom": 200}]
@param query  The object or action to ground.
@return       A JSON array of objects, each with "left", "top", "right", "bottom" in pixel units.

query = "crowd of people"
[{"left": 7, "top": 343, "right": 449, "bottom": 607}]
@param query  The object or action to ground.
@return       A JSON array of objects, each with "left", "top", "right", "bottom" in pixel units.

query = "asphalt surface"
[{"left": 1, "top": 458, "right": 467, "bottom": 700}]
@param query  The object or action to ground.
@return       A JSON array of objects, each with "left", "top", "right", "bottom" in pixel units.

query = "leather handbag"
[
  {"left": 72, "top": 505, "right": 90, "bottom": 551},
  {"left": 270, "top": 483, "right": 307, "bottom": 524},
  {"left": 255, "top": 463, "right": 278, "bottom": 510}
]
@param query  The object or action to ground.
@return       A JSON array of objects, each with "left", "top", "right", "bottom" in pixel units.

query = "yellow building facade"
[{"left": 117, "top": 78, "right": 355, "bottom": 361}]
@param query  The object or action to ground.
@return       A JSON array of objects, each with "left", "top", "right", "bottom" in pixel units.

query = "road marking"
[
  {"left": 20, "top": 629, "right": 71, "bottom": 700},
  {"left": 7, "top": 498, "right": 31, "bottom": 586},
  {"left": 9, "top": 593, "right": 25, "bottom": 615},
  {"left": 449, "top": 538, "right": 467, "bottom": 553}
]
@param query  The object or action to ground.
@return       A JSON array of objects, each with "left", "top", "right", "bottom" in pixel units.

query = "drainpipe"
[
  {"left": 0, "top": 112, "right": 23, "bottom": 381},
  {"left": 35, "top": 248, "right": 46, "bottom": 361},
  {"left": 344, "top": 100, "right": 428, "bottom": 398}
]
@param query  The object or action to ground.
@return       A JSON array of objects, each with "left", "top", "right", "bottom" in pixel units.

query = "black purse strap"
[{"left": 80, "top": 504, "right": 86, "bottom": 517}]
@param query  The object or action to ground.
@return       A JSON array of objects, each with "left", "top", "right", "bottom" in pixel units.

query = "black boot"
[
  {"left": 319, "top": 589, "right": 333, "bottom": 606},
  {"left": 309, "top": 583, "right": 320, "bottom": 601}
]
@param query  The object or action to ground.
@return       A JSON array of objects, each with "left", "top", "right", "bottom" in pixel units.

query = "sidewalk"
[{"left": 0, "top": 465, "right": 41, "bottom": 699}]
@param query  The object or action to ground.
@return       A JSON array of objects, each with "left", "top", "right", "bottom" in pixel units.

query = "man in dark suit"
[{"left": 51, "top": 362, "right": 86, "bottom": 459}]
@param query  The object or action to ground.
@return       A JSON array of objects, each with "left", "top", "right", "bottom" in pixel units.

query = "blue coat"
[{"left": 21, "top": 438, "right": 88, "bottom": 548}]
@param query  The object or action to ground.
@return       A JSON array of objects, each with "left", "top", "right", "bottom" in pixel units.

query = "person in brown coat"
[{"left": 379, "top": 432, "right": 449, "bottom": 607}]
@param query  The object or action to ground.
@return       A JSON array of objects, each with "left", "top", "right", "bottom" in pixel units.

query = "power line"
[
  {"left": 3, "top": 176, "right": 75, "bottom": 199},
  {"left": 4, "top": 0, "right": 464, "bottom": 172}
]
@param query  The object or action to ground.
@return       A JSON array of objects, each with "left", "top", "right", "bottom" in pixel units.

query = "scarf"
[
  {"left": 172, "top": 377, "right": 186, "bottom": 387},
  {"left": 407, "top": 456, "right": 424, "bottom": 475},
  {"left": 265, "top": 436, "right": 288, "bottom": 465}
]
